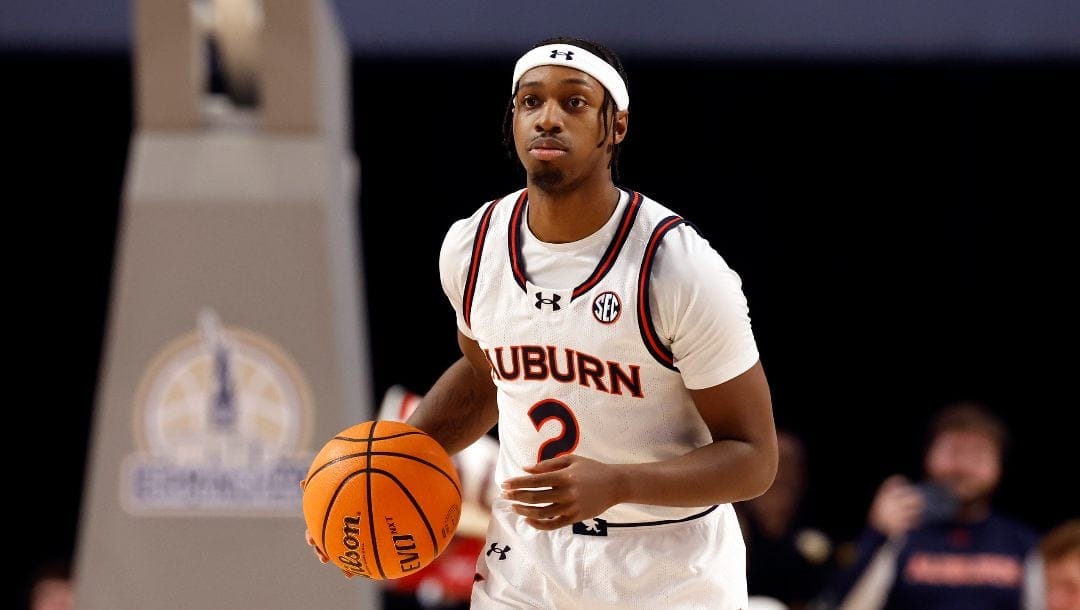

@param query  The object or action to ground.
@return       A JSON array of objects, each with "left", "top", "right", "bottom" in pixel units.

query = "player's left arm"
[
  {"left": 664, "top": 360, "right": 778, "bottom": 505},
  {"left": 544, "top": 361, "right": 778, "bottom": 507},
  {"left": 502, "top": 362, "right": 777, "bottom": 530}
]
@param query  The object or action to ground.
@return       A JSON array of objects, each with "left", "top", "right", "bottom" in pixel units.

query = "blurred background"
[{"left": 5, "top": 0, "right": 1078, "bottom": 608}]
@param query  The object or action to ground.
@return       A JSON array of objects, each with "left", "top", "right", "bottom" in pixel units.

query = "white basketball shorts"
[{"left": 470, "top": 501, "right": 748, "bottom": 609}]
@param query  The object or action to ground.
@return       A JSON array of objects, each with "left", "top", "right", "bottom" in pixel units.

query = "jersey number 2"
[{"left": 527, "top": 399, "right": 580, "bottom": 462}]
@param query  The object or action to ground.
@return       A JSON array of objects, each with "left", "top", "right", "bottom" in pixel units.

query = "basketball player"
[{"left": 309, "top": 36, "right": 778, "bottom": 608}]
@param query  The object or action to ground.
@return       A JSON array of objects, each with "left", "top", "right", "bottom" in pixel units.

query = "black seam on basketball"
[
  {"left": 333, "top": 431, "right": 427, "bottom": 443},
  {"left": 365, "top": 451, "right": 462, "bottom": 497},
  {"left": 321, "top": 461, "right": 452, "bottom": 578},
  {"left": 306, "top": 437, "right": 453, "bottom": 491},
  {"left": 367, "top": 422, "right": 386, "bottom": 579},
  {"left": 305, "top": 451, "right": 372, "bottom": 485},
  {"left": 369, "top": 467, "right": 442, "bottom": 558},
  {"left": 320, "top": 465, "right": 371, "bottom": 564}
]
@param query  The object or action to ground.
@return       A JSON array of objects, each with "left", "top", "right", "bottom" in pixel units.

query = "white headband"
[{"left": 511, "top": 44, "right": 629, "bottom": 111}]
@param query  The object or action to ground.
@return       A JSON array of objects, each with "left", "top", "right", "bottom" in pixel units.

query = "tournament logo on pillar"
[{"left": 121, "top": 309, "right": 315, "bottom": 516}]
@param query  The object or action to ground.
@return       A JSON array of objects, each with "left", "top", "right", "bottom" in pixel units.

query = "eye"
[
  {"left": 520, "top": 95, "right": 540, "bottom": 108},
  {"left": 567, "top": 97, "right": 588, "bottom": 109}
]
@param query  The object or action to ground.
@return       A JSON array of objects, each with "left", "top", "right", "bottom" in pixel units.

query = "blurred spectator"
[
  {"left": 378, "top": 385, "right": 499, "bottom": 610},
  {"left": 26, "top": 557, "right": 75, "bottom": 610},
  {"left": 737, "top": 429, "right": 834, "bottom": 610},
  {"left": 1041, "top": 519, "right": 1080, "bottom": 610},
  {"left": 822, "top": 400, "right": 1042, "bottom": 610}
]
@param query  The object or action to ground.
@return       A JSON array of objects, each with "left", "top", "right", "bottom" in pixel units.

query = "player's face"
[
  {"left": 924, "top": 430, "right": 1002, "bottom": 504},
  {"left": 1045, "top": 554, "right": 1080, "bottom": 610},
  {"left": 512, "top": 65, "right": 627, "bottom": 192}
]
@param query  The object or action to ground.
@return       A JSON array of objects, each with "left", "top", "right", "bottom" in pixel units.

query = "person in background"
[
  {"left": 1041, "top": 519, "right": 1080, "bottom": 610},
  {"left": 378, "top": 385, "right": 500, "bottom": 610},
  {"left": 26, "top": 557, "right": 75, "bottom": 610},
  {"left": 737, "top": 429, "right": 835, "bottom": 610},
  {"left": 824, "top": 400, "right": 1042, "bottom": 610}
]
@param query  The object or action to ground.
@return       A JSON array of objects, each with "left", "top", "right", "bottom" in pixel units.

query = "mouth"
[
  {"left": 529, "top": 137, "right": 568, "bottom": 151},
  {"left": 528, "top": 138, "right": 569, "bottom": 161}
]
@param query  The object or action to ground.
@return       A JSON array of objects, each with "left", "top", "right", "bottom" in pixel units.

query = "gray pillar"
[{"left": 73, "top": 1, "right": 377, "bottom": 607}]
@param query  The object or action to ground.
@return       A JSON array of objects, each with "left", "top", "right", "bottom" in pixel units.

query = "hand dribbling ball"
[{"left": 301, "top": 420, "right": 462, "bottom": 580}]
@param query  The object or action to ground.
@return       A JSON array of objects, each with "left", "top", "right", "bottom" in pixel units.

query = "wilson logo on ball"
[{"left": 339, "top": 514, "right": 369, "bottom": 576}]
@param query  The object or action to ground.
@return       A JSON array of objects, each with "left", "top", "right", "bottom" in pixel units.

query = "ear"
[{"left": 611, "top": 109, "right": 629, "bottom": 145}]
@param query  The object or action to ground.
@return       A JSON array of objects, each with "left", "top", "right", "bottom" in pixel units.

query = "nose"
[{"left": 534, "top": 99, "right": 563, "bottom": 133}]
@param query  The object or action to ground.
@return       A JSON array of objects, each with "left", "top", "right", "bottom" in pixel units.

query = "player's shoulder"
[
  {"left": 446, "top": 188, "right": 526, "bottom": 238},
  {"left": 631, "top": 189, "right": 682, "bottom": 221},
  {"left": 629, "top": 189, "right": 704, "bottom": 237},
  {"left": 469, "top": 187, "right": 526, "bottom": 220},
  {"left": 630, "top": 190, "right": 716, "bottom": 252},
  {"left": 628, "top": 190, "right": 744, "bottom": 293}
]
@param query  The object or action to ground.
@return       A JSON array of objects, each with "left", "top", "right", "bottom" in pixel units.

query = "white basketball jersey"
[{"left": 461, "top": 187, "right": 716, "bottom": 526}]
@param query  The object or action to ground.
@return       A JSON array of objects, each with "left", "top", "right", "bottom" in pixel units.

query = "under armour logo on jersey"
[
  {"left": 572, "top": 518, "right": 608, "bottom": 536},
  {"left": 592, "top": 291, "right": 621, "bottom": 324},
  {"left": 549, "top": 49, "right": 574, "bottom": 60},
  {"left": 487, "top": 542, "right": 511, "bottom": 560},
  {"left": 535, "top": 292, "right": 562, "bottom": 311}
]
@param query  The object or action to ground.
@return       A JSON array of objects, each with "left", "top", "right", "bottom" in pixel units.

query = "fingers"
[
  {"left": 502, "top": 473, "right": 555, "bottom": 491},
  {"left": 305, "top": 528, "right": 356, "bottom": 580},
  {"left": 523, "top": 515, "right": 575, "bottom": 531},
  {"left": 503, "top": 471, "right": 564, "bottom": 494},
  {"left": 510, "top": 501, "right": 561, "bottom": 519},
  {"left": 504, "top": 456, "right": 580, "bottom": 491},
  {"left": 507, "top": 496, "right": 591, "bottom": 531},
  {"left": 509, "top": 502, "right": 576, "bottom": 530},
  {"left": 522, "top": 455, "right": 573, "bottom": 473},
  {"left": 502, "top": 486, "right": 564, "bottom": 505},
  {"left": 305, "top": 529, "right": 330, "bottom": 564}
]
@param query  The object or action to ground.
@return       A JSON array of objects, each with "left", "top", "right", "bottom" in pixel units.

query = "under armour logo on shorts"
[
  {"left": 549, "top": 49, "right": 574, "bottom": 60},
  {"left": 572, "top": 518, "right": 608, "bottom": 536},
  {"left": 487, "top": 542, "right": 511, "bottom": 560}
]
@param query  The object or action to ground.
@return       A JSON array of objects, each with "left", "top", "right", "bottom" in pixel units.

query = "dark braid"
[{"left": 502, "top": 36, "right": 630, "bottom": 181}]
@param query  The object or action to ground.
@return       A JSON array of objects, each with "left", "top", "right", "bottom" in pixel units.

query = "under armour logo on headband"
[{"left": 513, "top": 44, "right": 630, "bottom": 110}]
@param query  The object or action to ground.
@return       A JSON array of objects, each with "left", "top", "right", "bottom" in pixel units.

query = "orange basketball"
[{"left": 301, "top": 420, "right": 462, "bottom": 580}]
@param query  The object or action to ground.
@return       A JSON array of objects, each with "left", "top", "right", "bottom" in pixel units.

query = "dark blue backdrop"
[{"left": 7, "top": 48, "right": 1078, "bottom": 608}]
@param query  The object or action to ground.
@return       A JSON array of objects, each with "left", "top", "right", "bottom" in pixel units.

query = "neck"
[{"left": 526, "top": 175, "right": 619, "bottom": 243}]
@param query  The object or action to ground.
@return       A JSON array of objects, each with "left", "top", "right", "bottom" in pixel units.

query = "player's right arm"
[
  {"left": 408, "top": 205, "right": 501, "bottom": 456},
  {"left": 406, "top": 331, "right": 498, "bottom": 456}
]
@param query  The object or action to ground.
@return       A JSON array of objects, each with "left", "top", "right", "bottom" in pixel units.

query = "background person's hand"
[{"left": 868, "top": 475, "right": 925, "bottom": 539}]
